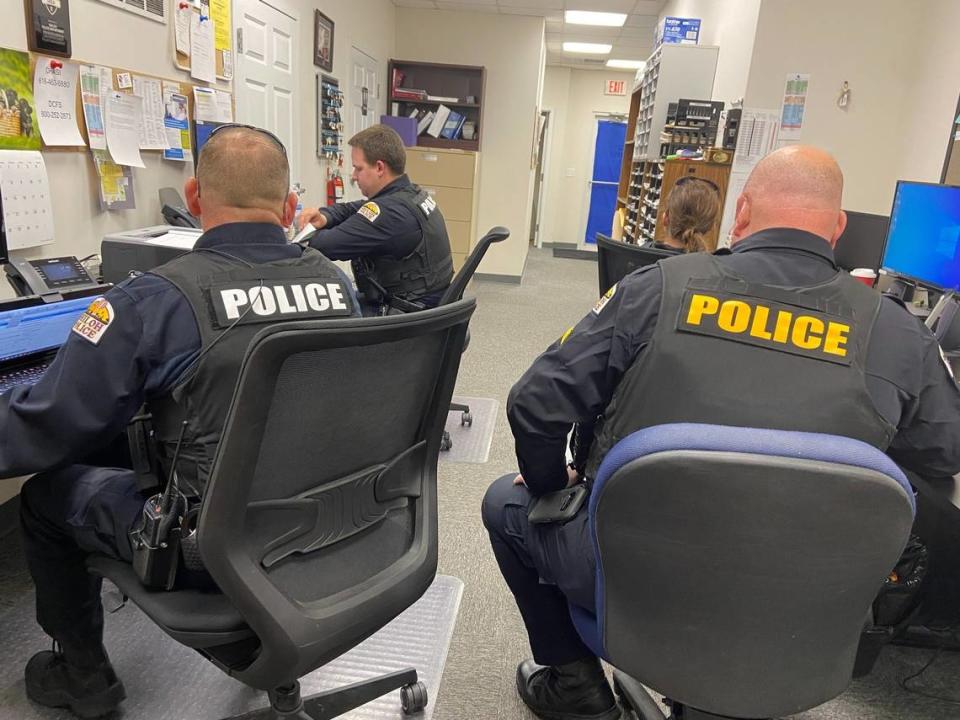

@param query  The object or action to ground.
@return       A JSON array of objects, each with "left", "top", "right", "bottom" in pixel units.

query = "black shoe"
[
  {"left": 25, "top": 643, "right": 126, "bottom": 719},
  {"left": 516, "top": 657, "right": 621, "bottom": 720}
]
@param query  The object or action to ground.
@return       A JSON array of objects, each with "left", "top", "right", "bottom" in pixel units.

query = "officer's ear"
[
  {"left": 184, "top": 177, "right": 202, "bottom": 218},
  {"left": 828, "top": 210, "right": 848, "bottom": 247},
  {"left": 281, "top": 191, "right": 298, "bottom": 228},
  {"left": 376, "top": 160, "right": 387, "bottom": 177},
  {"left": 731, "top": 194, "right": 751, "bottom": 242}
]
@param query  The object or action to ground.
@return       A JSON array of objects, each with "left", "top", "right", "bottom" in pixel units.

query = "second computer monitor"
[
  {"left": 834, "top": 211, "right": 889, "bottom": 272},
  {"left": 882, "top": 181, "right": 960, "bottom": 291}
]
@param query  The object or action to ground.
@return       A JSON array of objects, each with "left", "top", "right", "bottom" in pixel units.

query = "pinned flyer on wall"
[
  {"left": 163, "top": 82, "right": 191, "bottom": 161},
  {"left": 92, "top": 149, "right": 136, "bottom": 210},
  {"left": 779, "top": 73, "right": 810, "bottom": 141},
  {"left": 132, "top": 75, "right": 169, "bottom": 150},
  {"left": 193, "top": 87, "right": 232, "bottom": 123},
  {"left": 190, "top": 12, "right": 216, "bottom": 83},
  {"left": 33, "top": 57, "right": 84, "bottom": 146},
  {"left": 0, "top": 150, "right": 54, "bottom": 250},
  {"left": 79, "top": 65, "right": 107, "bottom": 150},
  {"left": 104, "top": 91, "right": 145, "bottom": 167}
]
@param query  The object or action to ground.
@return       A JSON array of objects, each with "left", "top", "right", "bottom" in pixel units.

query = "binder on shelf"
[
  {"left": 440, "top": 109, "right": 465, "bottom": 139},
  {"left": 427, "top": 104, "right": 451, "bottom": 138},
  {"left": 427, "top": 94, "right": 458, "bottom": 103},
  {"left": 394, "top": 87, "right": 427, "bottom": 100},
  {"left": 391, "top": 68, "right": 405, "bottom": 93},
  {"left": 417, "top": 111, "right": 435, "bottom": 135}
]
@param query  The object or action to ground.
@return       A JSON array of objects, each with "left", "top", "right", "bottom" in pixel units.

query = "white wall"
[
  {"left": 744, "top": 0, "right": 920, "bottom": 214},
  {"left": 894, "top": 0, "right": 960, "bottom": 185},
  {"left": 658, "top": 0, "right": 761, "bottom": 105},
  {"left": 539, "top": 66, "right": 633, "bottom": 248},
  {"left": 395, "top": 9, "right": 544, "bottom": 279}
]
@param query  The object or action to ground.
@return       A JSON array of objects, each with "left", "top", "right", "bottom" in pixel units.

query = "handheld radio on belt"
[{"left": 129, "top": 421, "right": 189, "bottom": 590}]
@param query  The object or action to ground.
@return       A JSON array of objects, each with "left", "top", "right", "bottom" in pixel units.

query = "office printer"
[{"left": 101, "top": 226, "right": 202, "bottom": 283}]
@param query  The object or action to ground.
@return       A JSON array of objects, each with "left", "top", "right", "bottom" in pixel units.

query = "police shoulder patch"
[
  {"left": 358, "top": 201, "right": 381, "bottom": 223},
  {"left": 71, "top": 297, "right": 114, "bottom": 345},
  {"left": 593, "top": 283, "right": 617, "bottom": 315}
]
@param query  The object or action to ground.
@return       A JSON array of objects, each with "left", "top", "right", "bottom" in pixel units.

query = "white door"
[
  {"left": 234, "top": 0, "right": 300, "bottom": 183},
  {"left": 350, "top": 48, "right": 379, "bottom": 138}
]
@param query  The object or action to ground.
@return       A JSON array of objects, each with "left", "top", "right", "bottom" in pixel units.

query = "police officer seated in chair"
[
  {"left": 482, "top": 145, "right": 960, "bottom": 720},
  {"left": 5, "top": 125, "right": 359, "bottom": 719},
  {"left": 298, "top": 124, "right": 454, "bottom": 315},
  {"left": 645, "top": 175, "right": 722, "bottom": 255}
]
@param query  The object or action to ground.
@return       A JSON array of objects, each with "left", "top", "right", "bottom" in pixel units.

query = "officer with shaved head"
[
  {"left": 4, "top": 125, "right": 358, "bottom": 718},
  {"left": 483, "top": 145, "right": 960, "bottom": 720}
]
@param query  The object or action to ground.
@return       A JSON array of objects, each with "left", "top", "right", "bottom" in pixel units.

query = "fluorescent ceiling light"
[
  {"left": 565, "top": 10, "right": 628, "bottom": 27},
  {"left": 607, "top": 59, "right": 645, "bottom": 69},
  {"left": 563, "top": 42, "right": 613, "bottom": 54}
]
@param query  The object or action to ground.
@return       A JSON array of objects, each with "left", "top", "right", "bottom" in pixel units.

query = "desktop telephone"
[
  {"left": 5, "top": 256, "right": 99, "bottom": 298},
  {"left": 161, "top": 203, "right": 200, "bottom": 229}
]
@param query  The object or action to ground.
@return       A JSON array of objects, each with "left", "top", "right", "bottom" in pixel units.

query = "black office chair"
[
  {"left": 88, "top": 300, "right": 475, "bottom": 719},
  {"left": 569, "top": 423, "right": 915, "bottom": 720},
  {"left": 159, "top": 186, "right": 200, "bottom": 228},
  {"left": 596, "top": 233, "right": 675, "bottom": 296},
  {"left": 388, "top": 226, "right": 510, "bottom": 451}
]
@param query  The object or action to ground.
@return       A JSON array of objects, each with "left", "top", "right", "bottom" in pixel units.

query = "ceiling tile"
[
  {"left": 631, "top": 0, "right": 666, "bottom": 14},
  {"left": 394, "top": 0, "right": 438, "bottom": 7},
  {"left": 498, "top": 0, "right": 563, "bottom": 9},
  {"left": 563, "top": 0, "right": 635, "bottom": 13},
  {"left": 619, "top": 24, "right": 655, "bottom": 38},
  {"left": 437, "top": 1, "right": 499, "bottom": 10},
  {"left": 546, "top": 17, "right": 564, "bottom": 31},
  {"left": 560, "top": 24, "right": 621, "bottom": 38},
  {"left": 499, "top": 6, "right": 552, "bottom": 15},
  {"left": 625, "top": 12, "right": 660, "bottom": 27}
]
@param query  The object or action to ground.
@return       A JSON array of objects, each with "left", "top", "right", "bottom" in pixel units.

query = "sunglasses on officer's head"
[
  {"left": 676, "top": 176, "right": 720, "bottom": 194},
  {"left": 205, "top": 123, "right": 288, "bottom": 156}
]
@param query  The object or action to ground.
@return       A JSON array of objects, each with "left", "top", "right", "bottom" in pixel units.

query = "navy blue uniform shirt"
[
  {"left": 309, "top": 175, "right": 422, "bottom": 263},
  {"left": 508, "top": 228, "right": 960, "bottom": 494},
  {"left": 0, "top": 222, "right": 358, "bottom": 479}
]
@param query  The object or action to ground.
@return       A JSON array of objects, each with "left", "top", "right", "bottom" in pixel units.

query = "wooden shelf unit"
[{"left": 388, "top": 59, "right": 486, "bottom": 152}]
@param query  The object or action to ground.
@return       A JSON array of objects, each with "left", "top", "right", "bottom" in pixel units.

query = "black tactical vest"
[
  {"left": 354, "top": 183, "right": 454, "bottom": 302},
  {"left": 148, "top": 245, "right": 355, "bottom": 495},
  {"left": 585, "top": 251, "right": 896, "bottom": 479}
]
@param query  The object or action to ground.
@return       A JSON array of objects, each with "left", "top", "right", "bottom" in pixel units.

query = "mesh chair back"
[
  {"left": 590, "top": 424, "right": 914, "bottom": 718},
  {"left": 596, "top": 234, "right": 674, "bottom": 296},
  {"left": 438, "top": 226, "right": 510, "bottom": 305},
  {"left": 195, "top": 299, "right": 475, "bottom": 690}
]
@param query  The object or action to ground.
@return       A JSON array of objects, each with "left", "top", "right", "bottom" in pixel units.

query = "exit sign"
[{"left": 605, "top": 79, "right": 627, "bottom": 96}]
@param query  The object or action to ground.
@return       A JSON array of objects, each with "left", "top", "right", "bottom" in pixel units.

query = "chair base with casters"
[
  {"left": 88, "top": 558, "right": 430, "bottom": 720},
  {"left": 612, "top": 672, "right": 760, "bottom": 720}
]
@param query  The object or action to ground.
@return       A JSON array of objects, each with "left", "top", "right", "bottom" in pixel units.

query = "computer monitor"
[
  {"left": 596, "top": 234, "right": 675, "bottom": 296},
  {"left": 882, "top": 181, "right": 960, "bottom": 291},
  {"left": 834, "top": 211, "right": 888, "bottom": 272}
]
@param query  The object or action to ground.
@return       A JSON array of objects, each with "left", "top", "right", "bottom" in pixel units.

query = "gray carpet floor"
[
  {"left": 2, "top": 248, "right": 959, "bottom": 719},
  {"left": 430, "top": 247, "right": 960, "bottom": 720}
]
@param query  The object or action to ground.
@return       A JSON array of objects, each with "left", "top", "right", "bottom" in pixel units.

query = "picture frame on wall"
[{"left": 314, "top": 10, "right": 334, "bottom": 72}]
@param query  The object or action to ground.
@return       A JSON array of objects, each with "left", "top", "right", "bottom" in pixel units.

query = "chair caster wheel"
[
  {"left": 461, "top": 412, "right": 473, "bottom": 427},
  {"left": 400, "top": 681, "right": 428, "bottom": 714},
  {"left": 440, "top": 432, "right": 452, "bottom": 452}
]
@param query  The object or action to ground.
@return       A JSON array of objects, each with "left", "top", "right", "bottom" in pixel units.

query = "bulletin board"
[
  {"left": 25, "top": 52, "right": 231, "bottom": 154},
  {"left": 173, "top": 0, "right": 233, "bottom": 82}
]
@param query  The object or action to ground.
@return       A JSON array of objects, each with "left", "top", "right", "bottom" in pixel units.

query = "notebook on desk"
[{"left": 0, "top": 287, "right": 105, "bottom": 395}]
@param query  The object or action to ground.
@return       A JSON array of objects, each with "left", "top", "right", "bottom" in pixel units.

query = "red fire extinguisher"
[{"left": 327, "top": 173, "right": 344, "bottom": 205}]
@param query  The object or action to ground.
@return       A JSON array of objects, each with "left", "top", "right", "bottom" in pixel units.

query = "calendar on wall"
[{"left": 0, "top": 150, "right": 55, "bottom": 251}]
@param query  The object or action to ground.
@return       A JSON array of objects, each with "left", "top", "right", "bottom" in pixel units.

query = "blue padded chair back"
[{"left": 580, "top": 423, "right": 914, "bottom": 718}]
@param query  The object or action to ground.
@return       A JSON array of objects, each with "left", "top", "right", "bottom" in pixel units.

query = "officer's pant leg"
[
  {"left": 481, "top": 473, "right": 595, "bottom": 666},
  {"left": 19, "top": 466, "right": 144, "bottom": 655}
]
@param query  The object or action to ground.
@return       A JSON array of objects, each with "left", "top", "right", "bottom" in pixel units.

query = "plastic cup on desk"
[{"left": 851, "top": 268, "right": 877, "bottom": 288}]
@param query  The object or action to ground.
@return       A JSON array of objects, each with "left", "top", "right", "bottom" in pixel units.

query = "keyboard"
[{"left": 0, "top": 363, "right": 50, "bottom": 395}]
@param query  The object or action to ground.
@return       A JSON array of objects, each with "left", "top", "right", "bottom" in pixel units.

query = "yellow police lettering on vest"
[
  {"left": 684, "top": 293, "right": 850, "bottom": 358},
  {"left": 220, "top": 283, "right": 348, "bottom": 319}
]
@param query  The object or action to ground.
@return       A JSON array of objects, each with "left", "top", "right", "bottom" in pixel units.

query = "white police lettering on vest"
[
  {"left": 209, "top": 281, "right": 352, "bottom": 327},
  {"left": 420, "top": 195, "right": 437, "bottom": 216}
]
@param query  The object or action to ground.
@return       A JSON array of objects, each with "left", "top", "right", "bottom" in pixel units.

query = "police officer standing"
[
  {"left": 298, "top": 124, "right": 454, "bottom": 313},
  {"left": 482, "top": 146, "right": 960, "bottom": 720},
  {"left": 6, "top": 126, "right": 359, "bottom": 718}
]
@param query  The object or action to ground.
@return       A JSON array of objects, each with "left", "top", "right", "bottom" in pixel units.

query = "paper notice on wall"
[
  {"left": 215, "top": 90, "right": 232, "bottom": 122},
  {"left": 132, "top": 76, "right": 169, "bottom": 150},
  {"left": 92, "top": 149, "right": 136, "bottom": 210},
  {"left": 175, "top": 3, "right": 192, "bottom": 56},
  {"left": 731, "top": 109, "right": 780, "bottom": 174},
  {"left": 211, "top": 0, "right": 230, "bottom": 52},
  {"left": 33, "top": 59, "right": 85, "bottom": 146},
  {"left": 193, "top": 86, "right": 218, "bottom": 122},
  {"left": 190, "top": 13, "right": 216, "bottom": 83},
  {"left": 779, "top": 73, "right": 810, "bottom": 141},
  {"left": 105, "top": 91, "right": 145, "bottom": 167},
  {"left": 0, "top": 150, "right": 54, "bottom": 250},
  {"left": 79, "top": 65, "right": 106, "bottom": 150},
  {"left": 162, "top": 83, "right": 191, "bottom": 162}
]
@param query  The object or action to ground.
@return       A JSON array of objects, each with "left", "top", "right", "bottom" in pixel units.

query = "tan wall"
[
  {"left": 539, "top": 67, "right": 633, "bottom": 248},
  {"left": 395, "top": 9, "right": 545, "bottom": 279}
]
